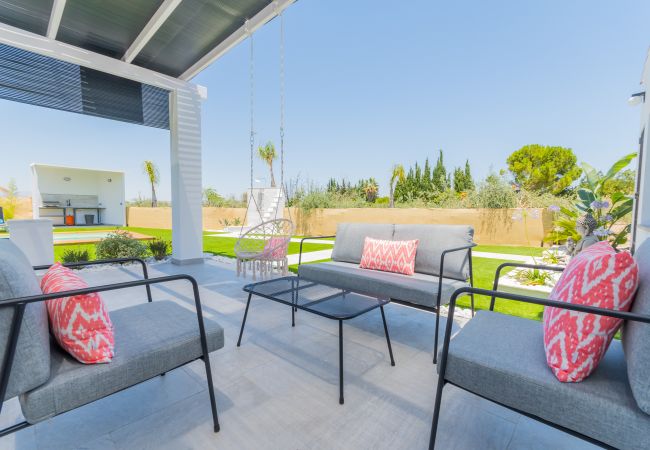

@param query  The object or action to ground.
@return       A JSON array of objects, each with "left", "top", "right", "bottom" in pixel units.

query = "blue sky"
[{"left": 1, "top": 0, "right": 649, "bottom": 200}]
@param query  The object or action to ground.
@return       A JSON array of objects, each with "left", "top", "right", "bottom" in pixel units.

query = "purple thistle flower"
[
  {"left": 590, "top": 200, "right": 609, "bottom": 210},
  {"left": 603, "top": 214, "right": 613, "bottom": 222},
  {"left": 593, "top": 227, "right": 611, "bottom": 237},
  {"left": 548, "top": 205, "right": 560, "bottom": 212}
]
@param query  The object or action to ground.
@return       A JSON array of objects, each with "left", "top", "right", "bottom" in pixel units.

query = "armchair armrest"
[
  {"left": 33, "top": 258, "right": 152, "bottom": 302},
  {"left": 436, "top": 286, "right": 650, "bottom": 397},
  {"left": 437, "top": 243, "right": 477, "bottom": 307},
  {"left": 298, "top": 235, "right": 336, "bottom": 266},
  {"left": 0, "top": 274, "right": 213, "bottom": 405},
  {"left": 490, "top": 262, "right": 564, "bottom": 311}
]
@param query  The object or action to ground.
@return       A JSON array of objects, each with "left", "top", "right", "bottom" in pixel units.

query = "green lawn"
[
  {"left": 51, "top": 227, "right": 332, "bottom": 262},
  {"left": 474, "top": 244, "right": 544, "bottom": 257},
  {"left": 18, "top": 226, "right": 547, "bottom": 321}
]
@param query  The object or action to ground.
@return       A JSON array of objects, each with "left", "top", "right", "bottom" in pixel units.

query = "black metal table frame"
[{"left": 237, "top": 277, "right": 396, "bottom": 404}]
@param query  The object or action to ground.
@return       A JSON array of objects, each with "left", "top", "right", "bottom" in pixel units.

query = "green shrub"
[
  {"left": 375, "top": 196, "right": 389, "bottom": 205},
  {"left": 61, "top": 249, "right": 90, "bottom": 264},
  {"left": 148, "top": 239, "right": 170, "bottom": 261},
  {"left": 465, "top": 174, "right": 517, "bottom": 208},
  {"left": 96, "top": 230, "right": 147, "bottom": 260}
]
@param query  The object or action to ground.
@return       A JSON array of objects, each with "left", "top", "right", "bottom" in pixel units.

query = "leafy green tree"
[
  {"left": 257, "top": 141, "right": 277, "bottom": 187},
  {"left": 389, "top": 164, "right": 405, "bottom": 208},
  {"left": 601, "top": 169, "right": 636, "bottom": 198},
  {"left": 464, "top": 160, "right": 474, "bottom": 191},
  {"left": 453, "top": 160, "right": 474, "bottom": 193},
  {"left": 506, "top": 145, "right": 581, "bottom": 195},
  {"left": 0, "top": 179, "right": 18, "bottom": 220},
  {"left": 203, "top": 188, "right": 225, "bottom": 207},
  {"left": 142, "top": 161, "right": 159, "bottom": 207},
  {"left": 432, "top": 150, "right": 449, "bottom": 192}
]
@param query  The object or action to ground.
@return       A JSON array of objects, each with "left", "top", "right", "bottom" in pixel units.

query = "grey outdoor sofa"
[
  {"left": 298, "top": 223, "right": 476, "bottom": 363},
  {"left": 429, "top": 240, "right": 650, "bottom": 450},
  {"left": 0, "top": 239, "right": 224, "bottom": 436}
]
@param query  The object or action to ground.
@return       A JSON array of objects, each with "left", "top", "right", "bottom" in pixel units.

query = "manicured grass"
[
  {"left": 457, "top": 257, "right": 544, "bottom": 320},
  {"left": 474, "top": 244, "right": 544, "bottom": 257},
  {"left": 51, "top": 227, "right": 332, "bottom": 262}
]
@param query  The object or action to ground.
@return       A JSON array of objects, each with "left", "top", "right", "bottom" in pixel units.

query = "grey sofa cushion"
[
  {"left": 623, "top": 239, "right": 650, "bottom": 414},
  {"left": 393, "top": 224, "right": 473, "bottom": 280},
  {"left": 330, "top": 223, "right": 394, "bottom": 264},
  {"left": 0, "top": 240, "right": 50, "bottom": 400},
  {"left": 20, "top": 300, "right": 224, "bottom": 424},
  {"left": 443, "top": 311, "right": 649, "bottom": 450},
  {"left": 299, "top": 261, "right": 468, "bottom": 308}
]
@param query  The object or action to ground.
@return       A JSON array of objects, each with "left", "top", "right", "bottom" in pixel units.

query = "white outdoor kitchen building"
[
  {"left": 31, "top": 164, "right": 126, "bottom": 226},
  {"left": 0, "top": 0, "right": 295, "bottom": 264}
]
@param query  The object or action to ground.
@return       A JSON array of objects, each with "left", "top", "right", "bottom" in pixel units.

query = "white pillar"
[
  {"left": 635, "top": 58, "right": 650, "bottom": 250},
  {"left": 169, "top": 86, "right": 206, "bottom": 264}
]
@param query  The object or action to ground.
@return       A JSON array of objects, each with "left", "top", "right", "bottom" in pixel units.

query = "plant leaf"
[
  {"left": 604, "top": 152, "right": 637, "bottom": 182},
  {"left": 581, "top": 162, "right": 600, "bottom": 191}
]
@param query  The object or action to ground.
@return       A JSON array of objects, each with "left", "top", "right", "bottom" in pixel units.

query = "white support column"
[
  {"left": 635, "top": 54, "right": 650, "bottom": 249},
  {"left": 169, "top": 86, "right": 206, "bottom": 264}
]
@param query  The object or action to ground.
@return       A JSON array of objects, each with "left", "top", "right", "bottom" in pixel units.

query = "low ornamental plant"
[
  {"left": 61, "top": 249, "right": 90, "bottom": 265},
  {"left": 547, "top": 153, "right": 636, "bottom": 248},
  {"left": 96, "top": 230, "right": 148, "bottom": 260},
  {"left": 148, "top": 239, "right": 170, "bottom": 261}
]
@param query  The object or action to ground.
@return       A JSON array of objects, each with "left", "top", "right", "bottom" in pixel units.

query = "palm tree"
[
  {"left": 257, "top": 141, "right": 277, "bottom": 187},
  {"left": 389, "top": 164, "right": 405, "bottom": 208},
  {"left": 142, "top": 160, "right": 159, "bottom": 207}
]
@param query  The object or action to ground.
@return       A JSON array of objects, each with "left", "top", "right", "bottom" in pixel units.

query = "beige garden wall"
[
  {"left": 126, "top": 207, "right": 247, "bottom": 230},
  {"left": 127, "top": 206, "right": 554, "bottom": 246}
]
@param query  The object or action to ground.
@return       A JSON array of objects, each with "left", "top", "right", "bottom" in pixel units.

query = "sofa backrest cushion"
[
  {"left": 0, "top": 240, "right": 50, "bottom": 400},
  {"left": 393, "top": 224, "right": 474, "bottom": 280},
  {"left": 623, "top": 239, "right": 650, "bottom": 414},
  {"left": 331, "top": 223, "right": 394, "bottom": 264}
]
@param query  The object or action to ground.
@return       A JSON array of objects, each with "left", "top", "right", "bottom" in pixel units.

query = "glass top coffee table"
[{"left": 237, "top": 276, "right": 395, "bottom": 404}]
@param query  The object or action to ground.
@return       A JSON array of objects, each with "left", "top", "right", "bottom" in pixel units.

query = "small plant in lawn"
[
  {"left": 514, "top": 268, "right": 554, "bottom": 286},
  {"left": 233, "top": 217, "right": 242, "bottom": 226},
  {"left": 220, "top": 218, "right": 231, "bottom": 227},
  {"left": 541, "top": 249, "right": 563, "bottom": 265},
  {"left": 148, "top": 239, "right": 170, "bottom": 261},
  {"left": 61, "top": 249, "right": 90, "bottom": 265},
  {"left": 96, "top": 230, "right": 147, "bottom": 260}
]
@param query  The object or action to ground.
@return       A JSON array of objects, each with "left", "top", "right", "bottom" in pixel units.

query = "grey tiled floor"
[{"left": 0, "top": 260, "right": 597, "bottom": 450}]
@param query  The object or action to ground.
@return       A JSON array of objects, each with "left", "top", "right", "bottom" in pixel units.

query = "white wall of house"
[
  {"left": 31, "top": 164, "right": 125, "bottom": 226},
  {"left": 635, "top": 51, "right": 650, "bottom": 248}
]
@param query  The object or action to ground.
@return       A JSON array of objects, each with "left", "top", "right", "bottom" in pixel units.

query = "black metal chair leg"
[
  {"left": 380, "top": 306, "right": 395, "bottom": 366},
  {"left": 433, "top": 309, "right": 440, "bottom": 364},
  {"left": 428, "top": 378, "right": 446, "bottom": 449},
  {"left": 470, "top": 293, "right": 475, "bottom": 317},
  {"left": 237, "top": 292, "right": 253, "bottom": 347},
  {"left": 339, "top": 320, "right": 344, "bottom": 405},
  {"left": 203, "top": 352, "right": 220, "bottom": 432}
]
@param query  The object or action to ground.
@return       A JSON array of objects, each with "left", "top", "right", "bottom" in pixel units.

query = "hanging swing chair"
[{"left": 235, "top": 13, "right": 294, "bottom": 280}]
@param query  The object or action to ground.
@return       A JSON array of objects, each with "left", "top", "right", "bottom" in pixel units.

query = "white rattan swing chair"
[{"left": 235, "top": 13, "right": 294, "bottom": 280}]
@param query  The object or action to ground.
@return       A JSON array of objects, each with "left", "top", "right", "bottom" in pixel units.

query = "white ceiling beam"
[
  {"left": 0, "top": 21, "right": 199, "bottom": 93},
  {"left": 122, "top": 0, "right": 183, "bottom": 63},
  {"left": 46, "top": 0, "right": 66, "bottom": 39},
  {"left": 179, "top": 0, "right": 296, "bottom": 81}
]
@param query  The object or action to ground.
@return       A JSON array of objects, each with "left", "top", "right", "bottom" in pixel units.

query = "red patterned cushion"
[
  {"left": 359, "top": 237, "right": 419, "bottom": 276},
  {"left": 41, "top": 263, "right": 114, "bottom": 364},
  {"left": 543, "top": 241, "right": 638, "bottom": 382},
  {"left": 262, "top": 237, "right": 289, "bottom": 259}
]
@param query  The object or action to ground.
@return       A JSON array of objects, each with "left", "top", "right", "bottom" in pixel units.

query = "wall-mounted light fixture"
[
  {"left": 63, "top": 176, "right": 71, "bottom": 182},
  {"left": 107, "top": 178, "right": 112, "bottom": 182},
  {"left": 628, "top": 91, "right": 645, "bottom": 106}
]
